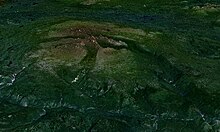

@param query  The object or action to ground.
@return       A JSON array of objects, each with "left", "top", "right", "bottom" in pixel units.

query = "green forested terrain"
[{"left": 0, "top": 0, "right": 220, "bottom": 131}]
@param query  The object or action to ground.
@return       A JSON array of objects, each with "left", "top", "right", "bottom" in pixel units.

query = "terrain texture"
[{"left": 0, "top": 0, "right": 220, "bottom": 131}]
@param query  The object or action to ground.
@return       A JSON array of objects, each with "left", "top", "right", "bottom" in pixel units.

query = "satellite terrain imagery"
[{"left": 0, "top": 0, "right": 220, "bottom": 131}]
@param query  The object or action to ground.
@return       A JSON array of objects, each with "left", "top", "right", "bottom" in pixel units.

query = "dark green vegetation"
[{"left": 0, "top": 0, "right": 220, "bottom": 131}]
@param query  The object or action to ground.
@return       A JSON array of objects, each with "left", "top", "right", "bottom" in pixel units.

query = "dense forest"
[{"left": 0, "top": 0, "right": 220, "bottom": 131}]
